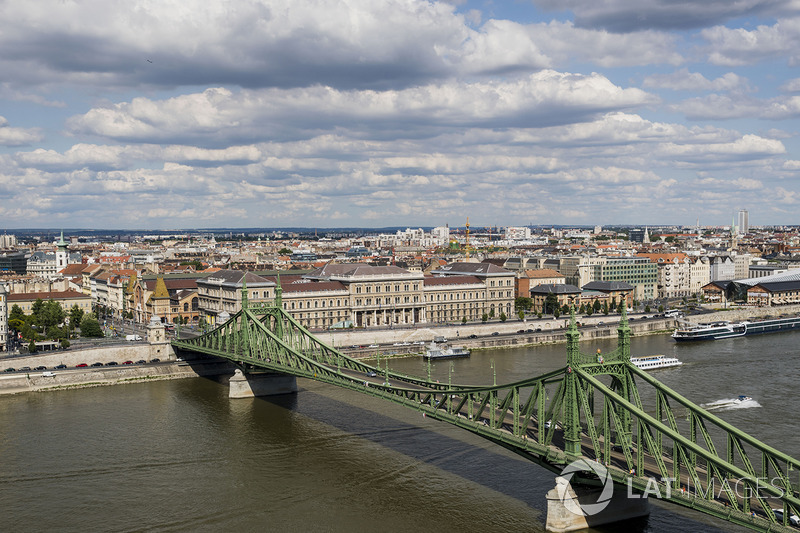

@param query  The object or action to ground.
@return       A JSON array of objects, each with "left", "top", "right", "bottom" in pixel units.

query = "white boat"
[
  {"left": 733, "top": 395, "right": 753, "bottom": 403},
  {"left": 423, "top": 341, "right": 470, "bottom": 360},
  {"left": 672, "top": 315, "right": 800, "bottom": 341},
  {"left": 631, "top": 355, "right": 682, "bottom": 371}
]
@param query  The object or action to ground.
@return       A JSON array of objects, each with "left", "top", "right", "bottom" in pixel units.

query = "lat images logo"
[{"left": 557, "top": 459, "right": 614, "bottom": 516}]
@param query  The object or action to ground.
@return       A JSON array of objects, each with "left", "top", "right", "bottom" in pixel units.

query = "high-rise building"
[{"left": 738, "top": 209, "right": 749, "bottom": 235}]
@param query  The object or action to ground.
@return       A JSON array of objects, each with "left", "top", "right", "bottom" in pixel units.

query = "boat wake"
[{"left": 701, "top": 397, "right": 762, "bottom": 411}]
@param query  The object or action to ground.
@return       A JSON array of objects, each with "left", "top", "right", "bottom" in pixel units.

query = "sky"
[{"left": 1, "top": 0, "right": 800, "bottom": 230}]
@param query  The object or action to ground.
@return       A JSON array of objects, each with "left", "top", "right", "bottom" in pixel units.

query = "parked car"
[
  {"left": 122, "top": 360, "right": 134, "bottom": 365},
  {"left": 34, "top": 365, "right": 47, "bottom": 370},
  {"left": 55, "top": 364, "right": 68, "bottom": 369},
  {"left": 4, "top": 367, "right": 16, "bottom": 372},
  {"left": 91, "top": 362, "right": 103, "bottom": 367},
  {"left": 135, "top": 360, "right": 146, "bottom": 364},
  {"left": 491, "top": 332, "right": 499, "bottom": 336},
  {"left": 76, "top": 363, "right": 88, "bottom": 368},
  {"left": 150, "top": 358, "right": 161, "bottom": 363},
  {"left": 105, "top": 361, "right": 118, "bottom": 366},
  {"left": 19, "top": 366, "right": 31, "bottom": 371},
  {"left": 467, "top": 334, "right": 478, "bottom": 339}
]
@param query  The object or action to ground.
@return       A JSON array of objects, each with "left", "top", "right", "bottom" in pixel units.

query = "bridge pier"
[
  {"left": 228, "top": 369, "right": 298, "bottom": 398},
  {"left": 545, "top": 475, "right": 650, "bottom": 532}
]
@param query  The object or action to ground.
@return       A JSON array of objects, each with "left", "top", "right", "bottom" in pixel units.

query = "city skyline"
[{"left": 1, "top": 1, "right": 800, "bottom": 229}]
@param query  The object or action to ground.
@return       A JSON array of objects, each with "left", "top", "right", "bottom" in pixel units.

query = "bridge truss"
[{"left": 172, "top": 288, "right": 800, "bottom": 532}]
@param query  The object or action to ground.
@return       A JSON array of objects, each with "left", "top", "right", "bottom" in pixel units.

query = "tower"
[
  {"left": 55, "top": 231, "right": 68, "bottom": 273},
  {"left": 737, "top": 209, "right": 749, "bottom": 235}
]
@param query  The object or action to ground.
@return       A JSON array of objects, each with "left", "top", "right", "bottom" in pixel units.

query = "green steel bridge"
[{"left": 172, "top": 286, "right": 800, "bottom": 532}]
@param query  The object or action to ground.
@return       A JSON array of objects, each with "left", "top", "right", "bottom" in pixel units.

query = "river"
[{"left": 2, "top": 330, "right": 798, "bottom": 532}]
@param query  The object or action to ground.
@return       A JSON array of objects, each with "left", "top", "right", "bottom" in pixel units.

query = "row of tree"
[{"left": 8, "top": 299, "right": 104, "bottom": 352}]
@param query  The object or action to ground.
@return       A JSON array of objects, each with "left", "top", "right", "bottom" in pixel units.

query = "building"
[
  {"left": 305, "top": 263, "right": 425, "bottom": 327},
  {"left": 0, "top": 233, "right": 16, "bottom": 248},
  {"left": 747, "top": 280, "right": 800, "bottom": 306},
  {"left": 738, "top": 209, "right": 749, "bottom": 235},
  {"left": 709, "top": 255, "right": 735, "bottom": 281},
  {"left": 196, "top": 270, "right": 276, "bottom": 325},
  {"left": 0, "top": 251, "right": 28, "bottom": 275},
  {"left": 637, "top": 253, "right": 692, "bottom": 299},
  {"left": 515, "top": 269, "right": 565, "bottom": 298},
  {"left": 0, "top": 283, "right": 8, "bottom": 351},
  {"left": 429, "top": 262, "right": 515, "bottom": 320},
  {"left": 580, "top": 281, "right": 634, "bottom": 308},
  {"left": 424, "top": 275, "right": 488, "bottom": 323},
  {"left": 629, "top": 228, "right": 649, "bottom": 243},
  {"left": 530, "top": 284, "right": 582, "bottom": 314},
  {"left": 7, "top": 290, "right": 92, "bottom": 316}
]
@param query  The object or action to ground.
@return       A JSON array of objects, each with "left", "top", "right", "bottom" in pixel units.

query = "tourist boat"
[
  {"left": 671, "top": 315, "right": 800, "bottom": 341},
  {"left": 423, "top": 341, "right": 470, "bottom": 360},
  {"left": 631, "top": 355, "right": 682, "bottom": 371}
]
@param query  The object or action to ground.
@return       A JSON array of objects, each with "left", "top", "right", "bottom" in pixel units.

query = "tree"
[
  {"left": 602, "top": 302, "right": 609, "bottom": 315},
  {"left": 80, "top": 316, "right": 103, "bottom": 338},
  {"left": 481, "top": 313, "right": 488, "bottom": 323},
  {"left": 579, "top": 303, "right": 586, "bottom": 314},
  {"left": 544, "top": 293, "right": 559, "bottom": 316},
  {"left": 645, "top": 305, "right": 651, "bottom": 313},
  {"left": 499, "top": 312, "right": 507, "bottom": 322},
  {"left": 561, "top": 304, "right": 569, "bottom": 315},
  {"left": 553, "top": 307, "right": 560, "bottom": 319},
  {"left": 593, "top": 300, "right": 602, "bottom": 313},
  {"left": 278, "top": 247, "right": 292, "bottom": 255},
  {"left": 489, "top": 308, "right": 495, "bottom": 318},
  {"left": 514, "top": 297, "right": 532, "bottom": 311},
  {"left": 518, "top": 310, "right": 525, "bottom": 321},
  {"left": 9, "top": 304, "right": 25, "bottom": 323},
  {"left": 28, "top": 339, "right": 37, "bottom": 353},
  {"left": 462, "top": 317, "right": 467, "bottom": 324},
  {"left": 60, "top": 339, "right": 71, "bottom": 349},
  {"left": 69, "top": 304, "right": 85, "bottom": 331}
]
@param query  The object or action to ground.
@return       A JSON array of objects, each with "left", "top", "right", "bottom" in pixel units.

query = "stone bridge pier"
[{"left": 228, "top": 369, "right": 298, "bottom": 398}]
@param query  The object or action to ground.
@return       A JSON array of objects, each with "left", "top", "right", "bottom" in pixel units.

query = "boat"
[
  {"left": 733, "top": 395, "right": 753, "bottom": 403},
  {"left": 423, "top": 341, "right": 470, "bottom": 360},
  {"left": 671, "top": 315, "right": 800, "bottom": 341},
  {"left": 631, "top": 355, "right": 682, "bottom": 371}
]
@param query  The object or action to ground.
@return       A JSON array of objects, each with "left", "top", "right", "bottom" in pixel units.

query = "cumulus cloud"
[
  {"left": 0, "top": 116, "right": 43, "bottom": 146},
  {"left": 534, "top": 0, "right": 800, "bottom": 32},
  {"left": 673, "top": 93, "right": 800, "bottom": 120},
  {"left": 65, "top": 73, "right": 656, "bottom": 145},
  {"left": 702, "top": 18, "right": 800, "bottom": 66},
  {"left": 643, "top": 69, "right": 748, "bottom": 92}
]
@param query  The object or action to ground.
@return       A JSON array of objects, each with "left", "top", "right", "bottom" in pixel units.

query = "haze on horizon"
[{"left": 1, "top": 1, "right": 799, "bottom": 230}]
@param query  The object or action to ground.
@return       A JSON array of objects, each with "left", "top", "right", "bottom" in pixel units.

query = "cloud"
[
  {"left": 0, "top": 116, "right": 43, "bottom": 146},
  {"left": 702, "top": 17, "right": 800, "bottom": 66},
  {"left": 65, "top": 73, "right": 656, "bottom": 145},
  {"left": 643, "top": 68, "right": 748, "bottom": 91},
  {"left": 0, "top": 0, "right": 554, "bottom": 93},
  {"left": 673, "top": 93, "right": 800, "bottom": 120},
  {"left": 533, "top": 0, "right": 800, "bottom": 32}
]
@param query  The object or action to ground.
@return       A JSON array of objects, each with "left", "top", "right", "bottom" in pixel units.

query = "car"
[
  {"left": 19, "top": 366, "right": 31, "bottom": 371},
  {"left": 135, "top": 360, "right": 146, "bottom": 364},
  {"left": 772, "top": 509, "right": 800, "bottom": 526},
  {"left": 368, "top": 344, "right": 379, "bottom": 348},
  {"left": 150, "top": 358, "right": 161, "bottom": 363},
  {"left": 517, "top": 329, "right": 526, "bottom": 334},
  {"left": 105, "top": 361, "right": 118, "bottom": 366},
  {"left": 55, "top": 364, "right": 68, "bottom": 369},
  {"left": 76, "top": 363, "right": 88, "bottom": 368},
  {"left": 122, "top": 360, "right": 134, "bottom": 365},
  {"left": 4, "top": 367, "right": 15, "bottom": 372},
  {"left": 34, "top": 365, "right": 47, "bottom": 370},
  {"left": 525, "top": 329, "right": 534, "bottom": 333},
  {"left": 467, "top": 334, "right": 478, "bottom": 339},
  {"left": 629, "top": 317, "right": 636, "bottom": 321},
  {"left": 491, "top": 332, "right": 499, "bottom": 336},
  {"left": 91, "top": 362, "right": 104, "bottom": 367},
  {"left": 535, "top": 328, "right": 542, "bottom": 332},
  {"left": 365, "top": 370, "right": 377, "bottom": 377}
]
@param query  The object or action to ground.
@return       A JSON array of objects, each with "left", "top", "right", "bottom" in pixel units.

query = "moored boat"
[
  {"left": 672, "top": 314, "right": 800, "bottom": 341},
  {"left": 423, "top": 341, "right": 470, "bottom": 360}
]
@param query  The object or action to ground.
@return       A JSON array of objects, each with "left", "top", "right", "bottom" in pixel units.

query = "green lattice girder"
[{"left": 173, "top": 305, "right": 800, "bottom": 532}]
